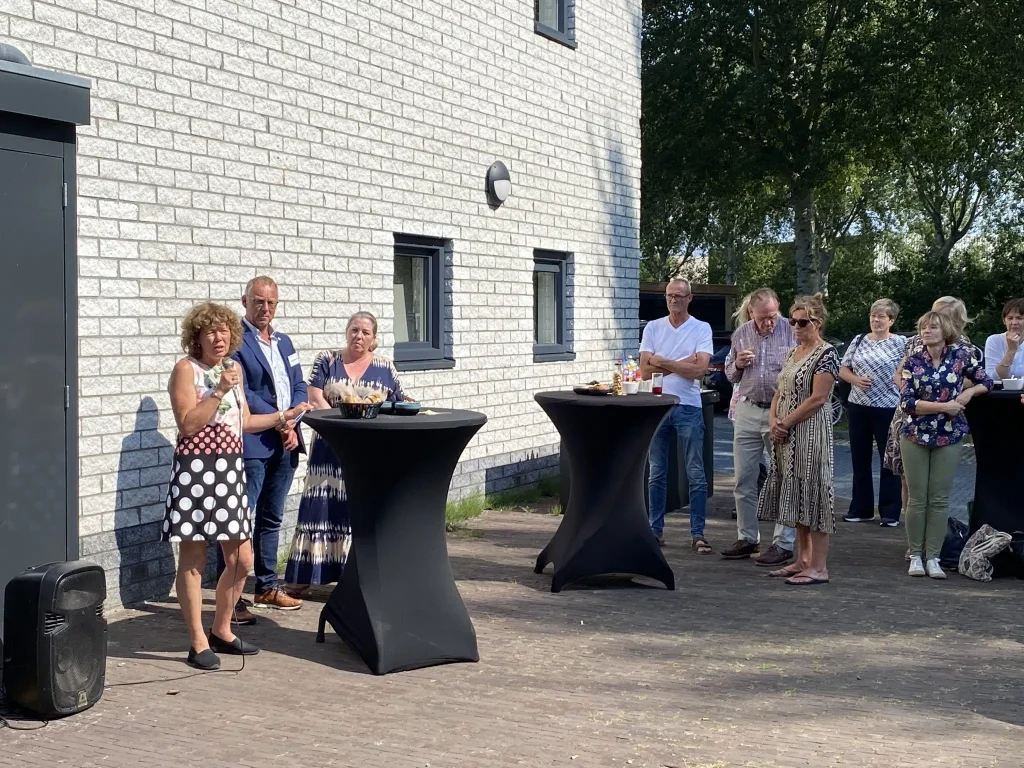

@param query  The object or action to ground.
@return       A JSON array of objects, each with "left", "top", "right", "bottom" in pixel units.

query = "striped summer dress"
[
  {"left": 284, "top": 351, "right": 407, "bottom": 586},
  {"left": 757, "top": 343, "right": 840, "bottom": 534}
]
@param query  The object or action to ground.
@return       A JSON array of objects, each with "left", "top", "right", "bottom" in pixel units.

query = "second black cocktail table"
[
  {"left": 965, "top": 390, "right": 1024, "bottom": 535},
  {"left": 305, "top": 407, "right": 486, "bottom": 674},
  {"left": 533, "top": 391, "right": 678, "bottom": 593}
]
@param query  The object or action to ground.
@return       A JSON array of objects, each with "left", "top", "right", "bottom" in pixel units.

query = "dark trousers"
[
  {"left": 217, "top": 447, "right": 298, "bottom": 594},
  {"left": 847, "top": 402, "right": 901, "bottom": 521}
]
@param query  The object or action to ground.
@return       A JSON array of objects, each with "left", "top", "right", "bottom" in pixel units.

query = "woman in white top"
[
  {"left": 839, "top": 299, "right": 907, "bottom": 525},
  {"left": 984, "top": 298, "right": 1024, "bottom": 382}
]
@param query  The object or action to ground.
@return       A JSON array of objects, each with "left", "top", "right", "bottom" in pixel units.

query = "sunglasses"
[{"left": 789, "top": 318, "right": 817, "bottom": 328}]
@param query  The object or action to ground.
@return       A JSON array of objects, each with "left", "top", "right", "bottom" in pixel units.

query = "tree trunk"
[
  {"left": 817, "top": 245, "right": 834, "bottom": 295},
  {"left": 724, "top": 243, "right": 739, "bottom": 285},
  {"left": 792, "top": 179, "right": 819, "bottom": 295}
]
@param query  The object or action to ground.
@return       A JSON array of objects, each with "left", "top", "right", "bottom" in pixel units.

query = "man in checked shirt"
[{"left": 721, "top": 288, "right": 798, "bottom": 566}]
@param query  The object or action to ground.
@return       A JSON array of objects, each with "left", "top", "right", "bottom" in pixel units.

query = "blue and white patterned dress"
[{"left": 285, "top": 351, "right": 406, "bottom": 586}]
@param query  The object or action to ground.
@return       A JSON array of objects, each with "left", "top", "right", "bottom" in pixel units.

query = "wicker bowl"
[{"left": 335, "top": 400, "right": 384, "bottom": 419}]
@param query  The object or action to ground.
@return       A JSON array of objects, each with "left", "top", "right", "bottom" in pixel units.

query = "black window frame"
[
  {"left": 534, "top": 0, "right": 577, "bottom": 49},
  {"left": 533, "top": 250, "right": 575, "bottom": 363},
  {"left": 393, "top": 234, "right": 455, "bottom": 372}
]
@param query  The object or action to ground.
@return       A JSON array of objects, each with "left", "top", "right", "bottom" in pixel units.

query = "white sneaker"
[
  {"left": 925, "top": 558, "right": 947, "bottom": 579},
  {"left": 908, "top": 556, "right": 925, "bottom": 577}
]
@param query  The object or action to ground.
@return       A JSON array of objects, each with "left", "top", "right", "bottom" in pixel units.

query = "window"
[
  {"left": 393, "top": 235, "right": 455, "bottom": 371},
  {"left": 535, "top": 0, "right": 576, "bottom": 49},
  {"left": 533, "top": 250, "right": 574, "bottom": 362}
]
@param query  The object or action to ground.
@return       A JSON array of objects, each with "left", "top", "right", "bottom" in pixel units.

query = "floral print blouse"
[{"left": 899, "top": 343, "right": 992, "bottom": 447}]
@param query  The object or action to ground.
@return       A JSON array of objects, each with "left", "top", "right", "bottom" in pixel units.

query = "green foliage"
[{"left": 445, "top": 494, "right": 485, "bottom": 531}]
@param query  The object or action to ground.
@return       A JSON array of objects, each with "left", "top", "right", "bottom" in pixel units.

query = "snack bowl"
[
  {"left": 378, "top": 400, "right": 395, "bottom": 414},
  {"left": 393, "top": 401, "right": 421, "bottom": 416},
  {"left": 1002, "top": 377, "right": 1024, "bottom": 391},
  {"left": 624, "top": 380, "right": 640, "bottom": 395},
  {"left": 336, "top": 400, "right": 383, "bottom": 419}
]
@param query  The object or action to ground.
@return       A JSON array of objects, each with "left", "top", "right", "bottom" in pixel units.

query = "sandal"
[
  {"left": 768, "top": 564, "right": 804, "bottom": 578},
  {"left": 691, "top": 538, "right": 712, "bottom": 554}
]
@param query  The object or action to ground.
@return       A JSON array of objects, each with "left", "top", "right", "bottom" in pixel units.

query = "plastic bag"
[{"left": 939, "top": 517, "right": 969, "bottom": 571}]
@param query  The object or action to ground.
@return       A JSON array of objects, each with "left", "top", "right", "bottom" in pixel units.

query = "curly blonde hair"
[
  {"left": 790, "top": 293, "right": 828, "bottom": 330},
  {"left": 180, "top": 302, "right": 243, "bottom": 359}
]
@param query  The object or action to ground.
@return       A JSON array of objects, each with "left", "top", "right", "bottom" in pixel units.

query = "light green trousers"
[{"left": 900, "top": 437, "right": 963, "bottom": 560}]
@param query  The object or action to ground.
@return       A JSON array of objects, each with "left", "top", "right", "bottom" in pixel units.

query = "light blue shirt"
[{"left": 243, "top": 318, "right": 292, "bottom": 409}]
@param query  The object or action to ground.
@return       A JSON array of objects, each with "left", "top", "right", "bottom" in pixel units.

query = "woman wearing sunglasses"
[{"left": 757, "top": 293, "right": 840, "bottom": 586}]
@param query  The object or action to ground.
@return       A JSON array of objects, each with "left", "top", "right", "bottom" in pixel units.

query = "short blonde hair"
[
  {"left": 180, "top": 302, "right": 243, "bottom": 359},
  {"left": 870, "top": 298, "right": 899, "bottom": 321},
  {"left": 931, "top": 296, "right": 970, "bottom": 335},
  {"left": 917, "top": 311, "right": 958, "bottom": 344},
  {"left": 790, "top": 293, "right": 828, "bottom": 330}
]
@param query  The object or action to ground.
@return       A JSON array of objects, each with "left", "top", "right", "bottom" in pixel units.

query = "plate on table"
[{"left": 573, "top": 383, "right": 611, "bottom": 396}]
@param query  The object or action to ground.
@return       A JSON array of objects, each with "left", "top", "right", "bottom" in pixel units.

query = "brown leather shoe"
[
  {"left": 721, "top": 539, "right": 760, "bottom": 559},
  {"left": 254, "top": 587, "right": 303, "bottom": 611},
  {"left": 231, "top": 599, "right": 258, "bottom": 626},
  {"left": 754, "top": 544, "right": 794, "bottom": 567}
]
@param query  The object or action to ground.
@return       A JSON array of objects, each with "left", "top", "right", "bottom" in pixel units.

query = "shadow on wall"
[
  {"left": 113, "top": 397, "right": 175, "bottom": 607},
  {"left": 483, "top": 450, "right": 559, "bottom": 495}
]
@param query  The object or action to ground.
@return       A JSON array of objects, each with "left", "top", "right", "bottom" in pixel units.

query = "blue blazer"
[{"left": 232, "top": 325, "right": 308, "bottom": 459}]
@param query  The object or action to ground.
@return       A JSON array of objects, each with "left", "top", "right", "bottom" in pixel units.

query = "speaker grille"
[
  {"left": 53, "top": 570, "right": 106, "bottom": 613},
  {"left": 51, "top": 613, "right": 106, "bottom": 706},
  {"left": 43, "top": 612, "right": 68, "bottom": 635}
]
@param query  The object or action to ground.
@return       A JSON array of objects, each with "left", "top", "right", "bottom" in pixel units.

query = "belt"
[{"left": 744, "top": 398, "right": 772, "bottom": 409}]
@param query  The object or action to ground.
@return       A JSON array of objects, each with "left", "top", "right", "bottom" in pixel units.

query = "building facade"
[{"left": 3, "top": 0, "right": 642, "bottom": 607}]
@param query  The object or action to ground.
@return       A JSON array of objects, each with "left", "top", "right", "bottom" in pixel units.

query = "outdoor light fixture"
[{"left": 486, "top": 161, "right": 511, "bottom": 205}]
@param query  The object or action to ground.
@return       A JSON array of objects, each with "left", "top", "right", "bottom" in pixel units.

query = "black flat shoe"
[
  {"left": 187, "top": 647, "right": 221, "bottom": 670},
  {"left": 209, "top": 632, "right": 260, "bottom": 656}
]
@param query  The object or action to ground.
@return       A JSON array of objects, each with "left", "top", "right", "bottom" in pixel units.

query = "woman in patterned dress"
[
  {"left": 899, "top": 311, "right": 991, "bottom": 579},
  {"left": 838, "top": 299, "right": 907, "bottom": 524},
  {"left": 284, "top": 311, "right": 408, "bottom": 590},
  {"left": 165, "top": 303, "right": 311, "bottom": 670},
  {"left": 757, "top": 294, "right": 840, "bottom": 586},
  {"left": 883, "top": 297, "right": 972, "bottom": 522}
]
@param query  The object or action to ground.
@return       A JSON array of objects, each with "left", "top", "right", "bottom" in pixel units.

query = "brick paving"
[{"left": 3, "top": 480, "right": 1023, "bottom": 768}]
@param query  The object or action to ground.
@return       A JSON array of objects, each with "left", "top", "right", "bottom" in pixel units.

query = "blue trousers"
[{"left": 648, "top": 405, "right": 707, "bottom": 539}]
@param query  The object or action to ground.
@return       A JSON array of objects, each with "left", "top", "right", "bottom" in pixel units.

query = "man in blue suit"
[{"left": 220, "top": 276, "right": 307, "bottom": 619}]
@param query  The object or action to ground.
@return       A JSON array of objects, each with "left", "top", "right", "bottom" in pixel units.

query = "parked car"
[{"left": 703, "top": 342, "right": 733, "bottom": 412}]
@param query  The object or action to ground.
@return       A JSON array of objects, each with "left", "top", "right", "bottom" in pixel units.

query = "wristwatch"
[{"left": 211, "top": 391, "right": 224, "bottom": 401}]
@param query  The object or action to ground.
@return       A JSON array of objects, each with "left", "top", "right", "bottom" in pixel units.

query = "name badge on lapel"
[{"left": 288, "top": 352, "right": 300, "bottom": 367}]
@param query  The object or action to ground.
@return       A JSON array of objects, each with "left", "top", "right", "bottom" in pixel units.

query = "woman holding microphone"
[{"left": 163, "top": 302, "right": 310, "bottom": 669}]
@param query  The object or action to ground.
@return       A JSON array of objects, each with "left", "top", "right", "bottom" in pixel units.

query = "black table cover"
[
  {"left": 965, "top": 390, "right": 1024, "bottom": 534},
  {"left": 305, "top": 407, "right": 486, "bottom": 674},
  {"left": 533, "top": 391, "right": 678, "bottom": 593}
]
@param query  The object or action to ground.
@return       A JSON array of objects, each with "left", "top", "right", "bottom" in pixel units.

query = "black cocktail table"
[
  {"left": 305, "top": 407, "right": 486, "bottom": 674},
  {"left": 965, "top": 390, "right": 1024, "bottom": 534},
  {"left": 533, "top": 391, "right": 678, "bottom": 593}
]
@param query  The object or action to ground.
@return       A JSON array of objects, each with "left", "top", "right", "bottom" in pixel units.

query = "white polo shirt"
[{"left": 640, "top": 315, "right": 714, "bottom": 407}]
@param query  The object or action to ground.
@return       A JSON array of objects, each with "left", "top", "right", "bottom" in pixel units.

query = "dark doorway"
[{"left": 0, "top": 143, "right": 69, "bottom": 612}]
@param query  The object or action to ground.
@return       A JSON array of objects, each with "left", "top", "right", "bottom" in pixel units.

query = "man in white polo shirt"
[{"left": 640, "top": 279, "right": 715, "bottom": 553}]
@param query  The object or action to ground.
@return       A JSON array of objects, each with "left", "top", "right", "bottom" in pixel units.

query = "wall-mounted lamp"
[{"left": 486, "top": 161, "right": 511, "bottom": 206}]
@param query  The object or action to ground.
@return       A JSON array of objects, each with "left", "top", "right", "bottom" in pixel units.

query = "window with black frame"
[
  {"left": 393, "top": 235, "right": 454, "bottom": 370},
  {"left": 533, "top": 250, "right": 574, "bottom": 362},
  {"left": 535, "top": 0, "right": 576, "bottom": 48}
]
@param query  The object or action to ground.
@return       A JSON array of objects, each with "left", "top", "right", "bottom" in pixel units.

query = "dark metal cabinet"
[{"left": 0, "top": 60, "right": 90, "bottom": 619}]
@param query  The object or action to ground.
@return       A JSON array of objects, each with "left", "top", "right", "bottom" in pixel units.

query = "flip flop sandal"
[
  {"left": 768, "top": 564, "right": 804, "bottom": 578},
  {"left": 691, "top": 538, "right": 712, "bottom": 554},
  {"left": 784, "top": 576, "right": 830, "bottom": 586}
]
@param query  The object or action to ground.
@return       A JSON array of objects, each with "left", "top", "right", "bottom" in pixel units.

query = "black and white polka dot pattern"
[{"left": 162, "top": 453, "right": 250, "bottom": 543}]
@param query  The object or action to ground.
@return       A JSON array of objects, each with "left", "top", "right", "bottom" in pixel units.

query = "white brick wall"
[{"left": 6, "top": 0, "right": 642, "bottom": 606}]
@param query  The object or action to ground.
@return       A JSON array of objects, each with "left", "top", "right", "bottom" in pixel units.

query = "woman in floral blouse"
[{"left": 899, "top": 311, "right": 992, "bottom": 580}]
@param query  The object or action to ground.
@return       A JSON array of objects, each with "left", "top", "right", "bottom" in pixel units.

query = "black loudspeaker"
[{"left": 2, "top": 561, "right": 107, "bottom": 718}]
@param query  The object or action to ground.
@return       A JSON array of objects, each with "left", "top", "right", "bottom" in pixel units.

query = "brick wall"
[{"left": 3, "top": 0, "right": 642, "bottom": 607}]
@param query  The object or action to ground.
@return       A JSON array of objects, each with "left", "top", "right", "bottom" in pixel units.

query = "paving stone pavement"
[{"left": 2, "top": 483, "right": 1022, "bottom": 768}]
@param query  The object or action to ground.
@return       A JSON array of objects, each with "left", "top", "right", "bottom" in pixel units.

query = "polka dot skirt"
[{"left": 162, "top": 425, "right": 250, "bottom": 543}]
